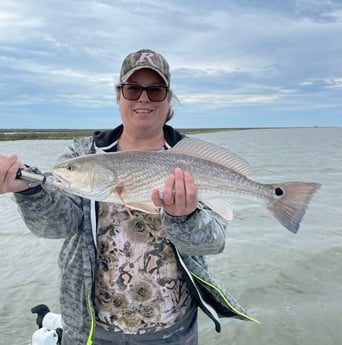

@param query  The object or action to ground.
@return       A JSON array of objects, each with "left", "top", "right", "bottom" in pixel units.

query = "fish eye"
[{"left": 66, "top": 164, "right": 74, "bottom": 171}]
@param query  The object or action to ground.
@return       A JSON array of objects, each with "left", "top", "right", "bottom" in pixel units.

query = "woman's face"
[{"left": 118, "top": 69, "right": 171, "bottom": 133}]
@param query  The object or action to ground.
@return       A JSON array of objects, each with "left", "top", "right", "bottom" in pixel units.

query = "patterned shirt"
[{"left": 94, "top": 202, "right": 193, "bottom": 334}]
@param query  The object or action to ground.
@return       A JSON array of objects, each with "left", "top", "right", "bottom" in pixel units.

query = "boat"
[{"left": 31, "top": 305, "right": 63, "bottom": 345}]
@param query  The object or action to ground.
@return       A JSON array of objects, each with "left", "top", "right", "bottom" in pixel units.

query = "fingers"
[
  {"left": 0, "top": 154, "right": 29, "bottom": 193},
  {"left": 182, "top": 170, "right": 197, "bottom": 207},
  {"left": 0, "top": 154, "right": 16, "bottom": 184},
  {"left": 151, "top": 174, "right": 175, "bottom": 207},
  {"left": 163, "top": 173, "right": 176, "bottom": 205},
  {"left": 151, "top": 168, "right": 197, "bottom": 216}
]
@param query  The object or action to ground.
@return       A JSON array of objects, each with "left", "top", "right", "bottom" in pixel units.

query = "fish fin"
[
  {"left": 170, "top": 137, "right": 253, "bottom": 177},
  {"left": 203, "top": 199, "right": 234, "bottom": 220},
  {"left": 119, "top": 196, "right": 133, "bottom": 217},
  {"left": 113, "top": 182, "right": 133, "bottom": 217},
  {"left": 267, "top": 182, "right": 321, "bottom": 233},
  {"left": 127, "top": 202, "right": 160, "bottom": 214}
]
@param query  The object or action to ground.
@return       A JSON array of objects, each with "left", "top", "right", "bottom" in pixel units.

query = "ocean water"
[{"left": 0, "top": 128, "right": 341, "bottom": 345}]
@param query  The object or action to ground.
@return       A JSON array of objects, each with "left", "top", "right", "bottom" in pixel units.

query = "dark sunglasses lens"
[
  {"left": 147, "top": 87, "right": 167, "bottom": 101},
  {"left": 122, "top": 85, "right": 142, "bottom": 100},
  {"left": 122, "top": 85, "right": 167, "bottom": 102}
]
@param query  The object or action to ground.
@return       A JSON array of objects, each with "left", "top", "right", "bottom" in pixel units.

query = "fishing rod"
[{"left": 16, "top": 167, "right": 58, "bottom": 190}]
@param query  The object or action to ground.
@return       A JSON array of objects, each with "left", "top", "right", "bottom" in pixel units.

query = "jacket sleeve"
[
  {"left": 161, "top": 203, "right": 228, "bottom": 256},
  {"left": 12, "top": 139, "right": 92, "bottom": 239},
  {"left": 14, "top": 187, "right": 84, "bottom": 239}
]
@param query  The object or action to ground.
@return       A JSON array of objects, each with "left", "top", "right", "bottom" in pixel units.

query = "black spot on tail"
[{"left": 275, "top": 187, "right": 284, "bottom": 196}]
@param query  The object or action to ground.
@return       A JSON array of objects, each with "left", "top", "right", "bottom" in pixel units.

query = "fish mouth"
[{"left": 52, "top": 173, "right": 72, "bottom": 189}]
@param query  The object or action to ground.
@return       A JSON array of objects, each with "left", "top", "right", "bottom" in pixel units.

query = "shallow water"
[{"left": 0, "top": 128, "right": 341, "bottom": 345}]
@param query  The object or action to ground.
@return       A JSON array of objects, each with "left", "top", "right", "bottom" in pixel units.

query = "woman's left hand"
[{"left": 151, "top": 168, "right": 198, "bottom": 217}]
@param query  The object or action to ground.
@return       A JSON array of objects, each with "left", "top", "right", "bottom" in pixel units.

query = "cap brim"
[{"left": 121, "top": 66, "right": 169, "bottom": 86}]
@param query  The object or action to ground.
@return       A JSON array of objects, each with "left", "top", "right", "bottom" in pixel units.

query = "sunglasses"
[{"left": 120, "top": 83, "right": 169, "bottom": 102}]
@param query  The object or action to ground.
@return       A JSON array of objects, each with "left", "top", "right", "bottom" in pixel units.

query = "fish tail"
[{"left": 267, "top": 182, "right": 321, "bottom": 233}]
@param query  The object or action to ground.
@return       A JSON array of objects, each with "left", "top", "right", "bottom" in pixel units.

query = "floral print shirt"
[{"left": 94, "top": 202, "right": 193, "bottom": 334}]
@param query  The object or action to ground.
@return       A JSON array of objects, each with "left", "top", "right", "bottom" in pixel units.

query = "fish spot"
[
  {"left": 66, "top": 164, "right": 74, "bottom": 171},
  {"left": 275, "top": 187, "right": 284, "bottom": 196}
]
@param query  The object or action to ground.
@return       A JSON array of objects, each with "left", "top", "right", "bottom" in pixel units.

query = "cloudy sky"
[{"left": 1, "top": 0, "right": 341, "bottom": 129}]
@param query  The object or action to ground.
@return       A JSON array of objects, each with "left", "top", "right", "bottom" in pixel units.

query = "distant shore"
[
  {"left": 0, "top": 126, "right": 324, "bottom": 141},
  {"left": 0, "top": 128, "right": 244, "bottom": 141}
]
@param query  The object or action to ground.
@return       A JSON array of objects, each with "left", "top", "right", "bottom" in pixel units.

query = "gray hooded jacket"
[{"left": 14, "top": 125, "right": 257, "bottom": 345}]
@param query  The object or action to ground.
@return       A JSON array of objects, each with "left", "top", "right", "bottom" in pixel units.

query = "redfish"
[{"left": 52, "top": 137, "right": 320, "bottom": 233}]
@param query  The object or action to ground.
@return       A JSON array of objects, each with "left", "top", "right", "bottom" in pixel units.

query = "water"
[{"left": 0, "top": 128, "right": 341, "bottom": 345}]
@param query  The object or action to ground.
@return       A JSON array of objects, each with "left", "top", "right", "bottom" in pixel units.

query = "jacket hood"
[{"left": 93, "top": 124, "right": 185, "bottom": 152}]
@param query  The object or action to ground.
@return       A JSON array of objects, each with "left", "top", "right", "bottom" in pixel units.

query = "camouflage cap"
[{"left": 120, "top": 49, "right": 170, "bottom": 87}]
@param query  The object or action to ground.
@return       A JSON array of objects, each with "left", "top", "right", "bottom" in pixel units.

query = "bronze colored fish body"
[{"left": 52, "top": 137, "right": 321, "bottom": 233}]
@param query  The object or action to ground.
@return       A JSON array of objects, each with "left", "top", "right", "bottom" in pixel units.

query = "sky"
[{"left": 0, "top": 0, "right": 341, "bottom": 129}]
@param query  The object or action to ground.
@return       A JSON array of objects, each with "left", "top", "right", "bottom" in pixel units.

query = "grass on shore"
[{"left": 0, "top": 128, "right": 241, "bottom": 141}]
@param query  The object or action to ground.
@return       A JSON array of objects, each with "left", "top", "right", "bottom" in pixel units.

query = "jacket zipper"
[
  {"left": 86, "top": 293, "right": 96, "bottom": 345},
  {"left": 174, "top": 246, "right": 259, "bottom": 331},
  {"left": 174, "top": 247, "right": 222, "bottom": 332},
  {"left": 191, "top": 272, "right": 260, "bottom": 324}
]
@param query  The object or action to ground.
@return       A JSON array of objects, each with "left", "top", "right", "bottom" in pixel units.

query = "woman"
[{"left": 0, "top": 49, "right": 254, "bottom": 345}]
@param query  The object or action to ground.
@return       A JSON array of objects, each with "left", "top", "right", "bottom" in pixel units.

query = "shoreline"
[
  {"left": 0, "top": 128, "right": 243, "bottom": 141},
  {"left": 0, "top": 126, "right": 329, "bottom": 141}
]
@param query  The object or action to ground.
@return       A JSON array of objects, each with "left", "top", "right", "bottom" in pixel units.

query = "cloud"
[
  {"left": 0, "top": 0, "right": 341, "bottom": 128},
  {"left": 179, "top": 93, "right": 279, "bottom": 107}
]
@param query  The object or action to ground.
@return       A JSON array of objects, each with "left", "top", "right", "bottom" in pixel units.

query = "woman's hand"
[
  {"left": 151, "top": 168, "right": 197, "bottom": 217},
  {"left": 0, "top": 154, "right": 30, "bottom": 193}
]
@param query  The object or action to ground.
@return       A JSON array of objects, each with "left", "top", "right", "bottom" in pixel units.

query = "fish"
[{"left": 52, "top": 137, "right": 321, "bottom": 233}]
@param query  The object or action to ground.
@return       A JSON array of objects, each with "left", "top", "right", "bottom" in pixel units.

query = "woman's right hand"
[{"left": 0, "top": 154, "right": 30, "bottom": 193}]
